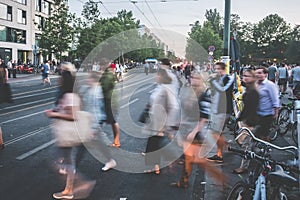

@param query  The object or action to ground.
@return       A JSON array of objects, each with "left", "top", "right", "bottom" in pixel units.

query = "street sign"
[
  {"left": 208, "top": 55, "right": 214, "bottom": 61},
  {"left": 208, "top": 45, "right": 215, "bottom": 52},
  {"left": 209, "top": 51, "right": 214, "bottom": 55}
]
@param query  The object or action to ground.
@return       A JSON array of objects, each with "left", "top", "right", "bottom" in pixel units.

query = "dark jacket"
[{"left": 238, "top": 88, "right": 259, "bottom": 126}]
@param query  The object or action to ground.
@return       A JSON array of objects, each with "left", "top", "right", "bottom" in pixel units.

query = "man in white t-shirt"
[{"left": 6, "top": 60, "right": 12, "bottom": 78}]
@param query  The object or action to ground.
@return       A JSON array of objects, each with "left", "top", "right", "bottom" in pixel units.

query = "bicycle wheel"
[
  {"left": 269, "top": 121, "right": 278, "bottom": 141},
  {"left": 291, "top": 122, "right": 298, "bottom": 145},
  {"left": 277, "top": 108, "right": 290, "bottom": 135},
  {"left": 226, "top": 181, "right": 252, "bottom": 200},
  {"left": 233, "top": 120, "right": 240, "bottom": 139}
]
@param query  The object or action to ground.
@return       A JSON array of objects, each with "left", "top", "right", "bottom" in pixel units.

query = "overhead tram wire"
[
  {"left": 129, "top": 0, "right": 168, "bottom": 42},
  {"left": 73, "top": 0, "right": 114, "bottom": 17},
  {"left": 144, "top": 0, "right": 164, "bottom": 29},
  {"left": 98, "top": 1, "right": 114, "bottom": 17},
  {"left": 144, "top": 0, "right": 169, "bottom": 42}
]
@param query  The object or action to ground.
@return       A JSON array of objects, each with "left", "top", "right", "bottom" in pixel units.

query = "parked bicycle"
[
  {"left": 227, "top": 127, "right": 299, "bottom": 200},
  {"left": 277, "top": 97, "right": 298, "bottom": 145}
]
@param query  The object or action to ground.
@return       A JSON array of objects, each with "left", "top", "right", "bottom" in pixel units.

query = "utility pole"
[
  {"left": 222, "top": 0, "right": 231, "bottom": 74},
  {"left": 223, "top": 0, "right": 231, "bottom": 56}
]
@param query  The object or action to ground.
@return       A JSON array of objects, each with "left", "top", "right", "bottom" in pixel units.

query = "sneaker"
[
  {"left": 53, "top": 192, "right": 74, "bottom": 199},
  {"left": 206, "top": 155, "right": 223, "bottom": 163},
  {"left": 101, "top": 159, "right": 117, "bottom": 171}
]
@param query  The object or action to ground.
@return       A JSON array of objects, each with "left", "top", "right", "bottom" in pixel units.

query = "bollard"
[
  {"left": 0, "top": 126, "right": 4, "bottom": 150},
  {"left": 294, "top": 100, "right": 300, "bottom": 190}
]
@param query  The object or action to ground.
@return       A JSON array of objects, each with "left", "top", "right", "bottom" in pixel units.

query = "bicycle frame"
[
  {"left": 227, "top": 145, "right": 299, "bottom": 200},
  {"left": 235, "top": 127, "right": 298, "bottom": 152}
]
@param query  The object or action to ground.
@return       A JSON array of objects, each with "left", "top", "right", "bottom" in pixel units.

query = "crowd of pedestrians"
[{"left": 2, "top": 55, "right": 298, "bottom": 199}]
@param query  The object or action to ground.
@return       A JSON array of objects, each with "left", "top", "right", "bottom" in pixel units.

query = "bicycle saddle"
[{"left": 268, "top": 165, "right": 298, "bottom": 188}]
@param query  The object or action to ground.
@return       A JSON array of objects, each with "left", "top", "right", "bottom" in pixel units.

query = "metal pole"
[
  {"left": 223, "top": 0, "right": 231, "bottom": 74},
  {"left": 294, "top": 100, "right": 300, "bottom": 190},
  {"left": 223, "top": 0, "right": 231, "bottom": 56}
]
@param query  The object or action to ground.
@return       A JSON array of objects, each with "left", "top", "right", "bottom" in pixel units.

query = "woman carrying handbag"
[{"left": 45, "top": 62, "right": 94, "bottom": 199}]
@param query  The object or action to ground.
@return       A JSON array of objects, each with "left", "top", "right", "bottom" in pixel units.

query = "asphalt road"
[{"left": 0, "top": 69, "right": 299, "bottom": 200}]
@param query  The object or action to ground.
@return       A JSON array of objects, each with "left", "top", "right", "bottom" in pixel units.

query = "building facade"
[{"left": 0, "top": 0, "right": 53, "bottom": 65}]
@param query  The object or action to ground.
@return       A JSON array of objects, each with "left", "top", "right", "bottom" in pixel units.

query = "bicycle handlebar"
[
  {"left": 236, "top": 127, "right": 298, "bottom": 151},
  {"left": 228, "top": 146, "right": 300, "bottom": 174}
]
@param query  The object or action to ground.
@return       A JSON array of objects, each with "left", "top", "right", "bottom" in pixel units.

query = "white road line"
[
  {"left": 4, "top": 125, "right": 52, "bottom": 145},
  {"left": 1, "top": 110, "right": 46, "bottom": 125},
  {"left": 16, "top": 139, "right": 55, "bottom": 160},
  {"left": 120, "top": 84, "right": 155, "bottom": 100},
  {"left": 120, "top": 98, "right": 139, "bottom": 109},
  {"left": 13, "top": 86, "right": 58, "bottom": 96},
  {"left": 0, "top": 102, "right": 53, "bottom": 117},
  {"left": 115, "top": 76, "right": 154, "bottom": 91},
  {"left": 13, "top": 90, "right": 56, "bottom": 100},
  {"left": 0, "top": 97, "right": 55, "bottom": 110}
]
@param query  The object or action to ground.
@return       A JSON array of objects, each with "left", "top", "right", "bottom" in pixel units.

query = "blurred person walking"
[
  {"left": 268, "top": 62, "right": 278, "bottom": 83},
  {"left": 80, "top": 72, "right": 117, "bottom": 171},
  {"left": 234, "top": 67, "right": 259, "bottom": 174},
  {"left": 171, "top": 71, "right": 226, "bottom": 188},
  {"left": 45, "top": 62, "right": 93, "bottom": 199},
  {"left": 41, "top": 60, "right": 51, "bottom": 86},
  {"left": 6, "top": 59, "right": 12, "bottom": 78},
  {"left": 144, "top": 62, "right": 149, "bottom": 75},
  {"left": 143, "top": 68, "right": 180, "bottom": 174},
  {"left": 0, "top": 58, "right": 10, "bottom": 150},
  {"left": 206, "top": 62, "right": 234, "bottom": 163},
  {"left": 99, "top": 59, "right": 121, "bottom": 148},
  {"left": 0, "top": 58, "right": 12, "bottom": 104},
  {"left": 277, "top": 63, "right": 288, "bottom": 95},
  {"left": 291, "top": 63, "right": 300, "bottom": 95}
]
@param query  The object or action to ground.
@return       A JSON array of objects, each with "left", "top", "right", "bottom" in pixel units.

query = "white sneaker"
[{"left": 101, "top": 159, "right": 117, "bottom": 171}]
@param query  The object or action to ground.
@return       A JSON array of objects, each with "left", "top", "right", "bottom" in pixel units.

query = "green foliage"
[
  {"left": 76, "top": 8, "right": 164, "bottom": 62},
  {"left": 205, "top": 9, "right": 222, "bottom": 36},
  {"left": 186, "top": 21, "right": 222, "bottom": 62},
  {"left": 252, "top": 14, "right": 291, "bottom": 60},
  {"left": 39, "top": 0, "right": 74, "bottom": 61}
]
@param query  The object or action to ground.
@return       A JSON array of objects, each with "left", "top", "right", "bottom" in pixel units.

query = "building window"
[
  {"left": 35, "top": 15, "right": 45, "bottom": 30},
  {"left": 0, "top": 25, "right": 6, "bottom": 42},
  {"left": 35, "top": 0, "right": 40, "bottom": 11},
  {"left": 17, "top": 9, "right": 26, "bottom": 24},
  {"left": 7, "top": 6, "right": 12, "bottom": 21},
  {"left": 16, "top": 0, "right": 27, "bottom": 5},
  {"left": 42, "top": 1, "right": 50, "bottom": 15},
  {"left": 36, "top": 0, "right": 50, "bottom": 15},
  {"left": 5, "top": 27, "right": 26, "bottom": 44},
  {"left": 0, "top": 4, "right": 12, "bottom": 21}
]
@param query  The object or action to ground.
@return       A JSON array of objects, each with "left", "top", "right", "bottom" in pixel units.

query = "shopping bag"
[{"left": 52, "top": 111, "right": 94, "bottom": 147}]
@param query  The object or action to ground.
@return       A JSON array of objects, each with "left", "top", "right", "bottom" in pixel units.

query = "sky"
[{"left": 69, "top": 0, "right": 300, "bottom": 57}]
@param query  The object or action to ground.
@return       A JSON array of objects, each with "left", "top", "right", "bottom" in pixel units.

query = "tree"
[
  {"left": 186, "top": 21, "right": 222, "bottom": 62},
  {"left": 205, "top": 9, "right": 222, "bottom": 36},
  {"left": 286, "top": 25, "right": 300, "bottom": 63},
  {"left": 39, "top": 0, "right": 74, "bottom": 61},
  {"left": 252, "top": 14, "right": 291, "bottom": 60},
  {"left": 76, "top": 10, "right": 140, "bottom": 60},
  {"left": 81, "top": 0, "right": 101, "bottom": 26}
]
